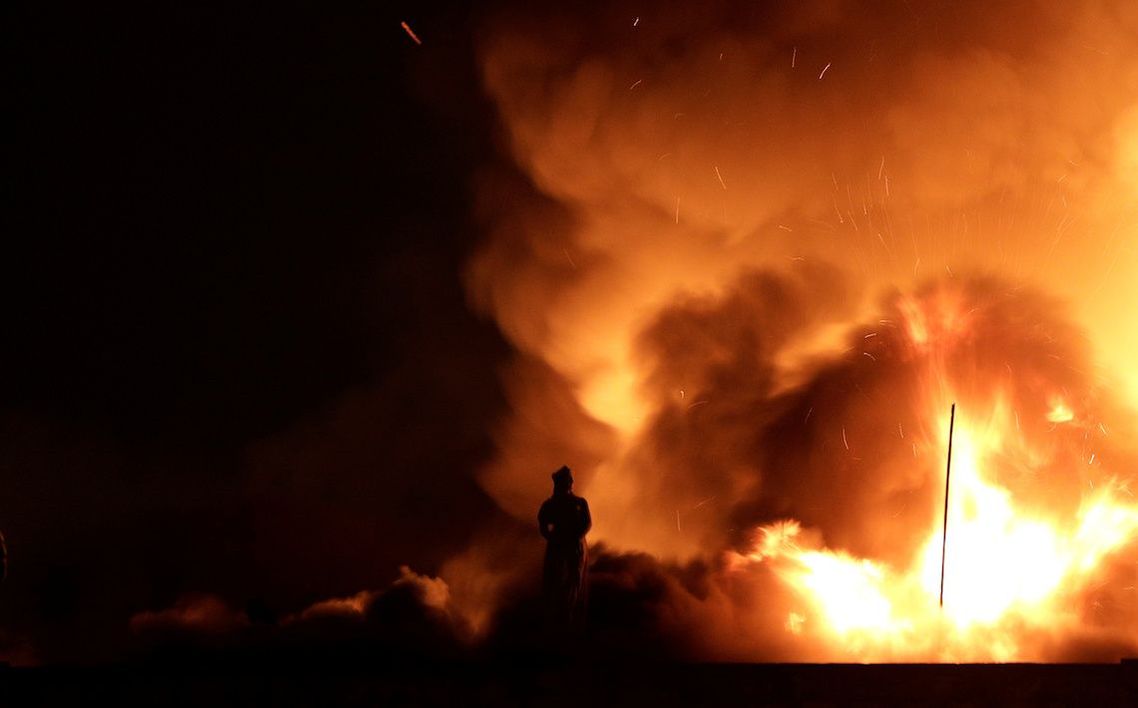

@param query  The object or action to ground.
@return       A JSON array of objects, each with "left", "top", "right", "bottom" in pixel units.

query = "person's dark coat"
[{"left": 538, "top": 485, "right": 591, "bottom": 625}]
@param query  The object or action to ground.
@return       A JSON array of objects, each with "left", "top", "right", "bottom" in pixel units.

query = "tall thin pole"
[{"left": 939, "top": 403, "right": 956, "bottom": 608}]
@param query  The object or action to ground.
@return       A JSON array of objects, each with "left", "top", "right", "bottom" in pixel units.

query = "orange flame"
[
  {"left": 1047, "top": 397, "right": 1075, "bottom": 424},
  {"left": 737, "top": 402, "right": 1138, "bottom": 660}
]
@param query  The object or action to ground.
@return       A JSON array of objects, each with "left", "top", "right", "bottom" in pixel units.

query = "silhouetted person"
[{"left": 539, "top": 466, "right": 591, "bottom": 629}]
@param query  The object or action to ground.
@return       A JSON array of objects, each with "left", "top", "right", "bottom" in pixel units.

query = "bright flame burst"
[{"left": 740, "top": 404, "right": 1138, "bottom": 661}]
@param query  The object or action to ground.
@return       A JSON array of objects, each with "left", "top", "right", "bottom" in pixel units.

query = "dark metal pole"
[{"left": 939, "top": 403, "right": 956, "bottom": 608}]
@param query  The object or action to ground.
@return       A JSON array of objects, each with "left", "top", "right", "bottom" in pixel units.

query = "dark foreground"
[{"left": 3, "top": 660, "right": 1136, "bottom": 706}]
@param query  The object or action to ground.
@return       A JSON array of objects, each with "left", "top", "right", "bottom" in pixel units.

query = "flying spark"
[
  {"left": 400, "top": 21, "right": 422, "bottom": 45},
  {"left": 714, "top": 165, "right": 727, "bottom": 190}
]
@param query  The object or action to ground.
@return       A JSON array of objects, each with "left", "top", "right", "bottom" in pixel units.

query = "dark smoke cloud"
[{"left": 624, "top": 263, "right": 859, "bottom": 554}]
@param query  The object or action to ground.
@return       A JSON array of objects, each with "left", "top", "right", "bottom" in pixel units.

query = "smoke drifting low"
[{"left": 127, "top": 566, "right": 475, "bottom": 663}]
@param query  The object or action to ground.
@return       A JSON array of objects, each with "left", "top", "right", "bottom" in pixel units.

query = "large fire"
[{"left": 739, "top": 400, "right": 1138, "bottom": 661}]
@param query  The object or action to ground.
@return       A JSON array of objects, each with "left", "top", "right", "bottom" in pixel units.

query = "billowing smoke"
[
  {"left": 455, "top": 0, "right": 1138, "bottom": 660},
  {"left": 127, "top": 566, "right": 476, "bottom": 662}
]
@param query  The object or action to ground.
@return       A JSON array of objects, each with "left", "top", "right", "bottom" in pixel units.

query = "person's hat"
[{"left": 551, "top": 465, "right": 573, "bottom": 483}]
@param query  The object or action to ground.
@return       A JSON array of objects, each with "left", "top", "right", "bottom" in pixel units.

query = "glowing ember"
[{"left": 400, "top": 21, "right": 422, "bottom": 46}]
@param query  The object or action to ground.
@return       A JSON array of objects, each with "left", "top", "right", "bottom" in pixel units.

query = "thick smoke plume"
[{"left": 456, "top": 0, "right": 1138, "bottom": 660}]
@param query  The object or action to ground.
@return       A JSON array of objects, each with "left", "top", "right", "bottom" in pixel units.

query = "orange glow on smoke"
[{"left": 465, "top": 0, "right": 1138, "bottom": 662}]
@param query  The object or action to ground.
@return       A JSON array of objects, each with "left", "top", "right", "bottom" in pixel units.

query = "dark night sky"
[{"left": 4, "top": 0, "right": 514, "bottom": 662}]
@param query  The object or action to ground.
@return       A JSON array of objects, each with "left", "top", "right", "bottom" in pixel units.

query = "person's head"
[{"left": 551, "top": 465, "right": 573, "bottom": 494}]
